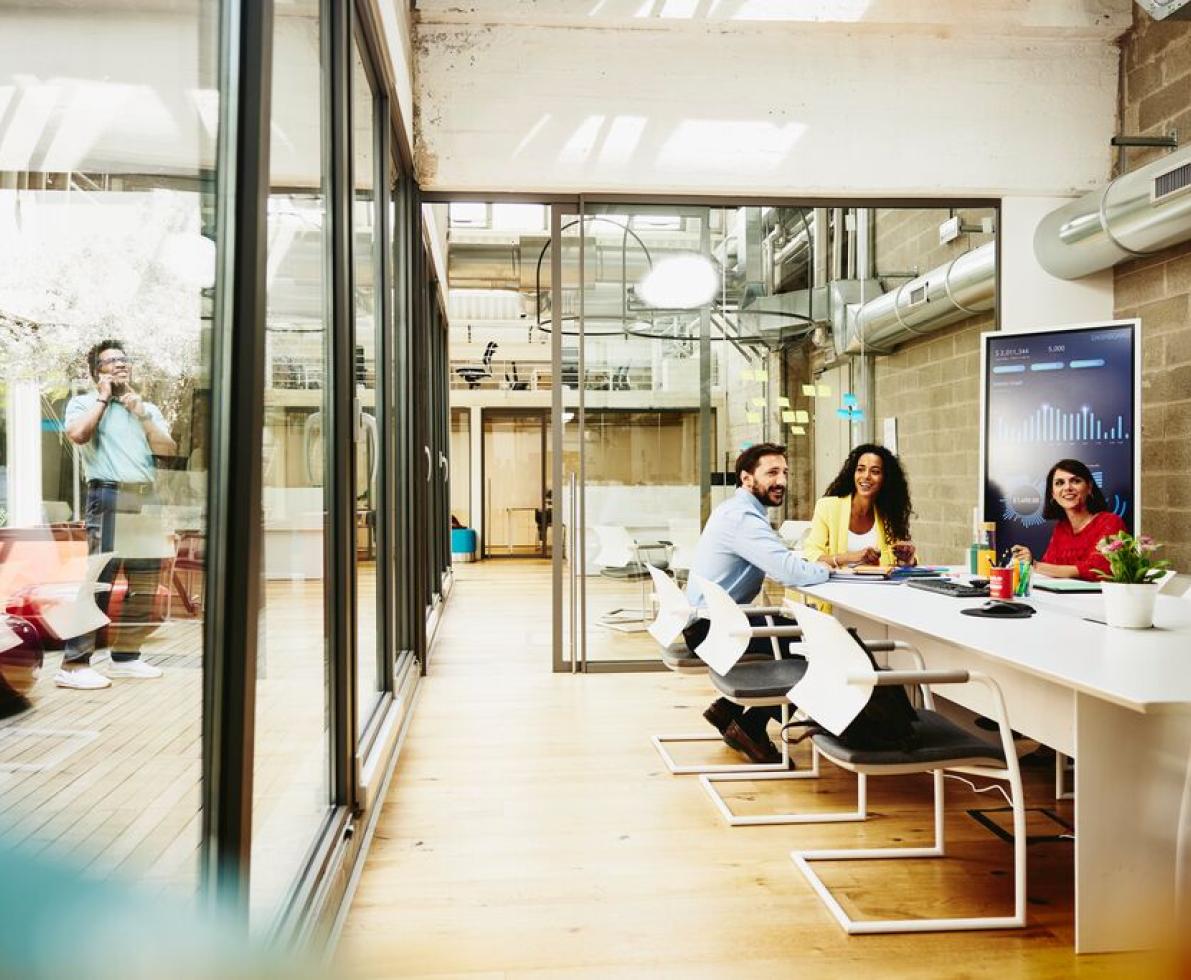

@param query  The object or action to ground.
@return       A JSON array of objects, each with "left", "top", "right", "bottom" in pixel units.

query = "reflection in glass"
[
  {"left": 449, "top": 408, "right": 470, "bottom": 529},
  {"left": 351, "top": 37, "right": 382, "bottom": 733},
  {"left": 250, "top": 0, "right": 332, "bottom": 929},
  {"left": 0, "top": 2, "right": 217, "bottom": 896}
]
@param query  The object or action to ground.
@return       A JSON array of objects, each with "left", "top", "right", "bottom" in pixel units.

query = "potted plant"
[{"left": 1095, "top": 532, "right": 1169, "bottom": 629}]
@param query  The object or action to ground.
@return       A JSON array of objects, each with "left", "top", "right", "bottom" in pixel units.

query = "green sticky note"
[
  {"left": 801, "top": 384, "right": 817, "bottom": 396},
  {"left": 789, "top": 425, "right": 806, "bottom": 435},
  {"left": 794, "top": 410, "right": 810, "bottom": 423},
  {"left": 781, "top": 411, "right": 796, "bottom": 423},
  {"left": 777, "top": 397, "right": 790, "bottom": 407}
]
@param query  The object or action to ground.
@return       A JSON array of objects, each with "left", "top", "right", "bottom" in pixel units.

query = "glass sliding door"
[
  {"left": 559, "top": 205, "right": 713, "bottom": 667},
  {"left": 350, "top": 34, "right": 383, "bottom": 733},
  {"left": 481, "top": 411, "right": 548, "bottom": 557},
  {"left": 250, "top": 0, "right": 332, "bottom": 929}
]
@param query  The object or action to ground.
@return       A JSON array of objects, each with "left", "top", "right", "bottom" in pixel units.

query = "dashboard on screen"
[{"left": 982, "top": 322, "right": 1138, "bottom": 559}]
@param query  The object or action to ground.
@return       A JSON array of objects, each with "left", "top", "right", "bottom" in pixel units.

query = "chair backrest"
[
  {"left": 645, "top": 563, "right": 690, "bottom": 647},
  {"left": 785, "top": 603, "right": 876, "bottom": 736},
  {"left": 40, "top": 551, "right": 114, "bottom": 641},
  {"left": 482, "top": 341, "right": 497, "bottom": 367},
  {"left": 778, "top": 520, "right": 813, "bottom": 549},
  {"left": 592, "top": 525, "right": 636, "bottom": 569},
  {"left": 687, "top": 572, "right": 755, "bottom": 675}
]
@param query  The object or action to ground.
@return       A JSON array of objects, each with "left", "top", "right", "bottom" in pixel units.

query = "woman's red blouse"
[{"left": 1041, "top": 511, "right": 1127, "bottom": 581}]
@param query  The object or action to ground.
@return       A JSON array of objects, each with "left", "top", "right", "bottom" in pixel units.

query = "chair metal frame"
[{"left": 786, "top": 603, "right": 1027, "bottom": 935}]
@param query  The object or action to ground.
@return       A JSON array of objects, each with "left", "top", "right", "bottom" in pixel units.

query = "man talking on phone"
[{"left": 59, "top": 340, "right": 177, "bottom": 690}]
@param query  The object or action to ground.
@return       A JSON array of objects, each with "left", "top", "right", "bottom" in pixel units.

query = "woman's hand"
[
  {"left": 833, "top": 547, "right": 880, "bottom": 567},
  {"left": 1009, "top": 544, "right": 1032, "bottom": 564},
  {"left": 891, "top": 541, "right": 916, "bottom": 566}
]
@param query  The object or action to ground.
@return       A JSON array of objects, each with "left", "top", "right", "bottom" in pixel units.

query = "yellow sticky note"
[
  {"left": 817, "top": 383, "right": 832, "bottom": 397},
  {"left": 755, "top": 370, "right": 768, "bottom": 382},
  {"left": 801, "top": 384, "right": 817, "bottom": 397},
  {"left": 795, "top": 410, "right": 810, "bottom": 423},
  {"left": 746, "top": 412, "right": 762, "bottom": 423},
  {"left": 740, "top": 369, "right": 754, "bottom": 382},
  {"left": 789, "top": 425, "right": 807, "bottom": 435},
  {"left": 781, "top": 411, "right": 796, "bottom": 423},
  {"left": 751, "top": 397, "right": 766, "bottom": 407},
  {"left": 777, "top": 396, "right": 790, "bottom": 407}
]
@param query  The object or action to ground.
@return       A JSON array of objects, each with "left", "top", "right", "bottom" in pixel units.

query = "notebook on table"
[{"left": 1033, "top": 578, "right": 1102, "bottom": 594}]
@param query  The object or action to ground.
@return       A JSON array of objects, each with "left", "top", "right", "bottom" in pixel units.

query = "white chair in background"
[
  {"left": 592, "top": 524, "right": 668, "bottom": 632},
  {"left": 778, "top": 520, "right": 813, "bottom": 550},
  {"left": 787, "top": 602, "right": 1027, "bottom": 935},
  {"left": 665, "top": 518, "right": 701, "bottom": 583},
  {"left": 26, "top": 551, "right": 114, "bottom": 642}
]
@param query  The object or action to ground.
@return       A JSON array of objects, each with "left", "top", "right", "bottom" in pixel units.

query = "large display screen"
[{"left": 983, "top": 322, "right": 1138, "bottom": 559}]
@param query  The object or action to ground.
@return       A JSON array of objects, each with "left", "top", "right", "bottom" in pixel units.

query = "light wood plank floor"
[{"left": 337, "top": 559, "right": 1171, "bottom": 979}]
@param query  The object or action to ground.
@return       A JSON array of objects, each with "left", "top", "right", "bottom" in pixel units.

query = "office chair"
[
  {"left": 593, "top": 525, "right": 669, "bottom": 632},
  {"left": 504, "top": 360, "right": 529, "bottom": 391},
  {"left": 455, "top": 341, "right": 497, "bottom": 389},
  {"left": 786, "top": 602, "right": 1027, "bottom": 934}
]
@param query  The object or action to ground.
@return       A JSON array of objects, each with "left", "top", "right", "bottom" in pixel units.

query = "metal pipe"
[
  {"left": 812, "top": 207, "right": 829, "bottom": 288},
  {"left": 845, "top": 242, "right": 995, "bottom": 355},
  {"left": 845, "top": 208, "right": 857, "bottom": 280},
  {"left": 1035, "top": 142, "right": 1191, "bottom": 279},
  {"left": 830, "top": 207, "right": 844, "bottom": 281}
]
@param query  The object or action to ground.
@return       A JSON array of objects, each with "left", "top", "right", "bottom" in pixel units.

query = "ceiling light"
[{"left": 636, "top": 253, "right": 719, "bottom": 309}]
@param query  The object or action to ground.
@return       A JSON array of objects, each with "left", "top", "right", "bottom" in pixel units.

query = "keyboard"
[{"left": 907, "top": 578, "right": 990, "bottom": 598}]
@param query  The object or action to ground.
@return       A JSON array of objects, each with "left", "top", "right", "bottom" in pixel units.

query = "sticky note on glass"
[
  {"left": 746, "top": 412, "right": 762, "bottom": 423},
  {"left": 801, "top": 384, "right": 817, "bottom": 396},
  {"left": 842, "top": 392, "right": 859, "bottom": 408},
  {"left": 755, "top": 370, "right": 768, "bottom": 382},
  {"left": 781, "top": 411, "right": 796, "bottom": 423},
  {"left": 794, "top": 410, "right": 810, "bottom": 423},
  {"left": 751, "top": 397, "right": 766, "bottom": 407},
  {"left": 789, "top": 425, "right": 807, "bottom": 436},
  {"left": 777, "top": 397, "right": 790, "bottom": 407},
  {"left": 817, "top": 384, "right": 831, "bottom": 397},
  {"left": 740, "top": 369, "right": 754, "bottom": 381}
]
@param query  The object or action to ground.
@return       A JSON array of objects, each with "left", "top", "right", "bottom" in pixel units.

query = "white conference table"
[{"left": 783, "top": 575, "right": 1191, "bottom": 955}]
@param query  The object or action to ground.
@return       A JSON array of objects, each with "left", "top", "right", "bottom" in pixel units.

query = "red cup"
[{"left": 989, "top": 567, "right": 1014, "bottom": 600}]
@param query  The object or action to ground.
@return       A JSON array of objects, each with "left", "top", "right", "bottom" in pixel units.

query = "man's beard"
[{"left": 750, "top": 485, "right": 784, "bottom": 507}]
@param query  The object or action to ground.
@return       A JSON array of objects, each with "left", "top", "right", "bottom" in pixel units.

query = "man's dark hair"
[
  {"left": 87, "top": 339, "right": 126, "bottom": 381},
  {"left": 734, "top": 442, "right": 787, "bottom": 485},
  {"left": 824, "top": 443, "right": 914, "bottom": 541},
  {"left": 1041, "top": 458, "right": 1107, "bottom": 520}
]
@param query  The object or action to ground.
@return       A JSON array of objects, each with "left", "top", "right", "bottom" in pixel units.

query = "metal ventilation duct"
[
  {"left": 1034, "top": 144, "right": 1191, "bottom": 280},
  {"left": 842, "top": 242, "right": 996, "bottom": 355}
]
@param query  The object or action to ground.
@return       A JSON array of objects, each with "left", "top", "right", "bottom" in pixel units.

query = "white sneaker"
[
  {"left": 108, "top": 659, "right": 163, "bottom": 679},
  {"left": 54, "top": 667, "right": 112, "bottom": 690}
]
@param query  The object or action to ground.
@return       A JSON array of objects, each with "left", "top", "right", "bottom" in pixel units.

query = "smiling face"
[
  {"left": 1050, "top": 467, "right": 1091, "bottom": 516},
  {"left": 741, "top": 453, "right": 788, "bottom": 508},
  {"left": 95, "top": 347, "right": 132, "bottom": 389},
  {"left": 853, "top": 452, "right": 885, "bottom": 503}
]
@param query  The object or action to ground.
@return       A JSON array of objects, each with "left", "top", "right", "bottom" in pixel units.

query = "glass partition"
[{"left": 0, "top": 0, "right": 217, "bottom": 897}]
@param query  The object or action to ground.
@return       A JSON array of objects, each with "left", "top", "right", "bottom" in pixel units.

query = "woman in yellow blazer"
[{"left": 803, "top": 443, "right": 916, "bottom": 568}]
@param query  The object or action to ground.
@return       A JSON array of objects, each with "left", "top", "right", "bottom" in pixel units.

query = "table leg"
[{"left": 1074, "top": 694, "right": 1191, "bottom": 953}]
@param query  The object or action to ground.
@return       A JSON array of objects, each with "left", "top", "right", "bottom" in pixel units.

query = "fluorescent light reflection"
[{"left": 636, "top": 253, "right": 718, "bottom": 309}]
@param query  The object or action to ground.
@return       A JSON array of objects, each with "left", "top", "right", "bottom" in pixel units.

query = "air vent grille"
[
  {"left": 1153, "top": 161, "right": 1191, "bottom": 202},
  {"left": 908, "top": 284, "right": 928, "bottom": 306}
]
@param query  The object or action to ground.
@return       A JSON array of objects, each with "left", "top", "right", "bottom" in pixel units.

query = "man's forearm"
[
  {"left": 142, "top": 421, "right": 177, "bottom": 456},
  {"left": 65, "top": 400, "right": 108, "bottom": 445}
]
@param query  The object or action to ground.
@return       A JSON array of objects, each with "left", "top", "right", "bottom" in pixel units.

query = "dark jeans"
[
  {"left": 683, "top": 612, "right": 801, "bottom": 736},
  {"left": 63, "top": 483, "right": 164, "bottom": 665}
]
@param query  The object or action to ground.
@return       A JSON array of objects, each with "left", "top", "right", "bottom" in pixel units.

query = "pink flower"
[
  {"left": 1139, "top": 534, "right": 1159, "bottom": 553},
  {"left": 1103, "top": 538, "right": 1126, "bottom": 554}
]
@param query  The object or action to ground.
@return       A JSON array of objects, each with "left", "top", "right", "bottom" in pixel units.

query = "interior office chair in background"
[
  {"left": 455, "top": 341, "right": 497, "bottom": 389},
  {"left": 592, "top": 525, "right": 669, "bottom": 633},
  {"left": 787, "top": 602, "right": 1027, "bottom": 935},
  {"left": 504, "top": 360, "right": 530, "bottom": 391}
]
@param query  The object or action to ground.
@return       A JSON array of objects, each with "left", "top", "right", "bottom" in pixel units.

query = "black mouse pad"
[{"left": 961, "top": 603, "right": 1036, "bottom": 619}]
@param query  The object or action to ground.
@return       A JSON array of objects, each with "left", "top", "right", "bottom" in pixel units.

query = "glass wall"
[
  {"left": 251, "top": 0, "right": 332, "bottom": 929},
  {"left": 449, "top": 408, "right": 470, "bottom": 529},
  {"left": 0, "top": 0, "right": 217, "bottom": 898},
  {"left": 351, "top": 34, "right": 383, "bottom": 734}
]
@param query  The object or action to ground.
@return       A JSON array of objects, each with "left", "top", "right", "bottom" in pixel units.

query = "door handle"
[
  {"left": 424, "top": 446, "right": 431, "bottom": 482},
  {"left": 439, "top": 451, "right": 449, "bottom": 483}
]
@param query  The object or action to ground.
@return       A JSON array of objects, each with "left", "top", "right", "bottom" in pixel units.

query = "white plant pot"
[{"left": 1101, "top": 582, "right": 1158, "bottom": 629}]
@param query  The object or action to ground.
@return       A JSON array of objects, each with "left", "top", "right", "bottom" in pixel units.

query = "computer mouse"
[
  {"left": 982, "top": 600, "right": 1025, "bottom": 616},
  {"left": 970, "top": 577, "right": 988, "bottom": 588}
]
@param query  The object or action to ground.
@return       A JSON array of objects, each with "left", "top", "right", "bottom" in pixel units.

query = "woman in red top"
[{"left": 1010, "top": 458, "right": 1126, "bottom": 581}]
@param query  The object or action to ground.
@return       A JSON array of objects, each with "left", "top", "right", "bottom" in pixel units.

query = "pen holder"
[{"left": 989, "top": 566, "right": 1014, "bottom": 600}]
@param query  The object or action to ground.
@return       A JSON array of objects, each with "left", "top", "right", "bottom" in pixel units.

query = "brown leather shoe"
[
  {"left": 702, "top": 698, "right": 740, "bottom": 735},
  {"left": 723, "top": 719, "right": 783, "bottom": 764}
]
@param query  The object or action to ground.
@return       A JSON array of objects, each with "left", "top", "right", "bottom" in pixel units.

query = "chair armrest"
[
  {"left": 742, "top": 605, "right": 785, "bottom": 616},
  {"left": 847, "top": 668, "right": 970, "bottom": 687}
]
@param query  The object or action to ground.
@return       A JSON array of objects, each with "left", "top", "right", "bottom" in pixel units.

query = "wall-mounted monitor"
[{"left": 980, "top": 320, "right": 1140, "bottom": 558}]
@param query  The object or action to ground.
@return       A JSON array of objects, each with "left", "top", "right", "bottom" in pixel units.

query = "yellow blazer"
[{"left": 802, "top": 494, "right": 897, "bottom": 566}]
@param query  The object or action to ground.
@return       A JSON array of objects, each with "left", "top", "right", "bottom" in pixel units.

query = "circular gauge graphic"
[{"left": 1001, "top": 479, "right": 1046, "bottom": 528}]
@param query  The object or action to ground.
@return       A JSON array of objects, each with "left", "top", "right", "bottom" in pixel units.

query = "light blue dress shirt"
[
  {"left": 64, "top": 392, "right": 164, "bottom": 484},
  {"left": 685, "top": 488, "right": 829, "bottom": 613}
]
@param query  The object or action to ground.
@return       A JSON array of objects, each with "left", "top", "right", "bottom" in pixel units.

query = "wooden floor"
[{"left": 336, "top": 559, "right": 1170, "bottom": 979}]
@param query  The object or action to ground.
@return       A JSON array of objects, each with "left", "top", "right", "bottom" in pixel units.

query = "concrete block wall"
[
  {"left": 1114, "top": 8, "right": 1191, "bottom": 572},
  {"left": 871, "top": 209, "right": 996, "bottom": 564}
]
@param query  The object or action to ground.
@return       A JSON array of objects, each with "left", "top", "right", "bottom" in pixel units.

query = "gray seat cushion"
[
  {"left": 708, "top": 657, "right": 807, "bottom": 700},
  {"left": 661, "top": 645, "right": 774, "bottom": 673},
  {"left": 811, "top": 708, "right": 1006, "bottom": 768}
]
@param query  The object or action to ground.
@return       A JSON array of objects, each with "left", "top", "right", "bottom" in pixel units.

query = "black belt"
[{"left": 87, "top": 480, "right": 152, "bottom": 494}]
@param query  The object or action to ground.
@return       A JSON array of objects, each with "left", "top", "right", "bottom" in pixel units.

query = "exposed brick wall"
[
  {"left": 1114, "top": 8, "right": 1191, "bottom": 572},
  {"left": 871, "top": 209, "right": 995, "bottom": 564}
]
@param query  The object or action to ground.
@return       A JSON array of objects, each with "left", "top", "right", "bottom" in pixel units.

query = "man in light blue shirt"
[
  {"left": 58, "top": 340, "right": 177, "bottom": 690},
  {"left": 683, "top": 443, "right": 830, "bottom": 763}
]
